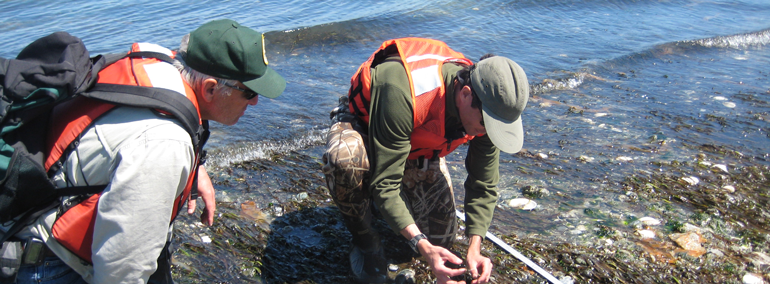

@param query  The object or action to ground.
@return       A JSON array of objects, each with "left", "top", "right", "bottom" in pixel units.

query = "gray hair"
[{"left": 175, "top": 34, "right": 237, "bottom": 97}]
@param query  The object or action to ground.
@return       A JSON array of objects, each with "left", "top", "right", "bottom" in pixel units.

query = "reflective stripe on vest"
[
  {"left": 50, "top": 43, "right": 201, "bottom": 264},
  {"left": 348, "top": 38, "right": 475, "bottom": 159}
]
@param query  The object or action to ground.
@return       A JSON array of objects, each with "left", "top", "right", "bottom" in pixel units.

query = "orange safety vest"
[
  {"left": 348, "top": 38, "right": 475, "bottom": 159},
  {"left": 48, "top": 43, "right": 203, "bottom": 264}
]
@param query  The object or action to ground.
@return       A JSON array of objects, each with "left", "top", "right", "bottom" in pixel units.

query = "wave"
[
  {"left": 265, "top": 21, "right": 382, "bottom": 53},
  {"left": 536, "top": 28, "right": 770, "bottom": 94},
  {"left": 529, "top": 71, "right": 605, "bottom": 95},
  {"left": 206, "top": 128, "right": 327, "bottom": 169},
  {"left": 256, "top": 0, "right": 448, "bottom": 32},
  {"left": 685, "top": 28, "right": 770, "bottom": 49},
  {"left": 630, "top": 29, "right": 770, "bottom": 62}
]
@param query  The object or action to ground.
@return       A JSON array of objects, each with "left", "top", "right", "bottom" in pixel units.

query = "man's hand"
[
  {"left": 187, "top": 165, "right": 216, "bottom": 226},
  {"left": 420, "top": 243, "right": 467, "bottom": 284},
  {"left": 466, "top": 235, "right": 493, "bottom": 284},
  {"left": 401, "top": 224, "right": 466, "bottom": 283}
]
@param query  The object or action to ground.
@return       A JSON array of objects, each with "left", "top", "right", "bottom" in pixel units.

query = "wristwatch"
[{"left": 408, "top": 233, "right": 427, "bottom": 253}]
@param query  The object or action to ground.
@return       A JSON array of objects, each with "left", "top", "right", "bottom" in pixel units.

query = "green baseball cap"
[
  {"left": 470, "top": 56, "right": 529, "bottom": 153},
  {"left": 185, "top": 19, "right": 286, "bottom": 98}
]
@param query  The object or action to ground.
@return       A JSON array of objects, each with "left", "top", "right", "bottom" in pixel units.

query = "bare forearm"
[{"left": 465, "top": 234, "right": 493, "bottom": 283}]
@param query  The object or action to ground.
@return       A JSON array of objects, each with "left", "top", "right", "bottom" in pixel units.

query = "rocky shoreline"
[{"left": 168, "top": 140, "right": 768, "bottom": 283}]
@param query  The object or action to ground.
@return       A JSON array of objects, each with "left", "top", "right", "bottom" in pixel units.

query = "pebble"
[
  {"left": 699, "top": 161, "right": 712, "bottom": 167},
  {"left": 722, "top": 185, "right": 736, "bottom": 193},
  {"left": 712, "top": 164, "right": 728, "bottom": 173},
  {"left": 636, "top": 229, "right": 656, "bottom": 239},
  {"left": 200, "top": 235, "right": 212, "bottom": 244},
  {"left": 713, "top": 96, "right": 727, "bottom": 101},
  {"left": 707, "top": 248, "right": 725, "bottom": 257},
  {"left": 388, "top": 264, "right": 399, "bottom": 272},
  {"left": 616, "top": 156, "right": 633, "bottom": 162},
  {"left": 723, "top": 102, "right": 736, "bottom": 108},
  {"left": 508, "top": 198, "right": 530, "bottom": 207},
  {"left": 296, "top": 192, "right": 309, "bottom": 200},
  {"left": 669, "top": 232, "right": 707, "bottom": 257},
  {"left": 558, "top": 276, "right": 575, "bottom": 284},
  {"left": 681, "top": 176, "right": 700, "bottom": 186},
  {"left": 521, "top": 201, "right": 537, "bottom": 210},
  {"left": 595, "top": 113, "right": 608, "bottom": 117},
  {"left": 508, "top": 198, "right": 537, "bottom": 210},
  {"left": 743, "top": 273, "right": 764, "bottom": 284},
  {"left": 560, "top": 209, "right": 580, "bottom": 219},
  {"left": 578, "top": 155, "right": 595, "bottom": 163},
  {"left": 537, "top": 153, "right": 549, "bottom": 159},
  {"left": 217, "top": 191, "right": 233, "bottom": 203},
  {"left": 639, "top": 217, "right": 661, "bottom": 226}
]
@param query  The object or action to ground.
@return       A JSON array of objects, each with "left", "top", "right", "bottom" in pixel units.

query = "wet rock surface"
[
  {"left": 522, "top": 185, "right": 551, "bottom": 199},
  {"left": 167, "top": 144, "right": 770, "bottom": 283}
]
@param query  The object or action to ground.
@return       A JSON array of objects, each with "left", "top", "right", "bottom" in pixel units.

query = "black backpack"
[{"left": 0, "top": 32, "right": 207, "bottom": 242}]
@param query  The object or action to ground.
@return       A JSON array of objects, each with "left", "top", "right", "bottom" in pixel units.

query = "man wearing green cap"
[
  {"left": 323, "top": 38, "right": 528, "bottom": 284},
  {"left": 5, "top": 19, "right": 284, "bottom": 283}
]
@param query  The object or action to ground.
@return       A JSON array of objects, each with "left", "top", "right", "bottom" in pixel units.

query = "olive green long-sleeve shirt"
[{"left": 367, "top": 58, "right": 501, "bottom": 238}]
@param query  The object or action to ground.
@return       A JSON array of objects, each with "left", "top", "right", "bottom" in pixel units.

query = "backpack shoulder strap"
[
  {"left": 97, "top": 50, "right": 175, "bottom": 67},
  {"left": 78, "top": 83, "right": 204, "bottom": 149},
  {"left": 124, "top": 51, "right": 174, "bottom": 64}
]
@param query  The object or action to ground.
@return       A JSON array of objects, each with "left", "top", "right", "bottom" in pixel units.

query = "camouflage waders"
[
  {"left": 322, "top": 97, "right": 458, "bottom": 251},
  {"left": 401, "top": 157, "right": 457, "bottom": 248},
  {"left": 322, "top": 97, "right": 386, "bottom": 283}
]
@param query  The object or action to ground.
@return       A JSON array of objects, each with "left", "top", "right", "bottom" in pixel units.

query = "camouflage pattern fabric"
[
  {"left": 322, "top": 120, "right": 378, "bottom": 248},
  {"left": 401, "top": 157, "right": 457, "bottom": 248}
]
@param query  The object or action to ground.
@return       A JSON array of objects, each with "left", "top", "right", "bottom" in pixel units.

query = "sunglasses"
[
  {"left": 467, "top": 83, "right": 485, "bottom": 127},
  {"left": 223, "top": 82, "right": 259, "bottom": 100},
  {"left": 476, "top": 97, "right": 485, "bottom": 127}
]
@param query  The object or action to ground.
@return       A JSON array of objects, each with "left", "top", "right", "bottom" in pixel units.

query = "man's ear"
[
  {"left": 462, "top": 85, "right": 474, "bottom": 97},
  {"left": 201, "top": 78, "right": 219, "bottom": 103},
  {"left": 459, "top": 84, "right": 474, "bottom": 102}
]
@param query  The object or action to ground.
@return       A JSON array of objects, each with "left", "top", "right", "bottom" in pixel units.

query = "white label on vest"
[
  {"left": 135, "top": 43, "right": 174, "bottom": 56},
  {"left": 411, "top": 65, "right": 441, "bottom": 97},
  {"left": 406, "top": 54, "right": 450, "bottom": 63},
  {"left": 143, "top": 63, "right": 187, "bottom": 96}
]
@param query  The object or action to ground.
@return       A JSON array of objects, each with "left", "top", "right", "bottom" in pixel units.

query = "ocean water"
[{"left": 2, "top": 0, "right": 769, "bottom": 255}]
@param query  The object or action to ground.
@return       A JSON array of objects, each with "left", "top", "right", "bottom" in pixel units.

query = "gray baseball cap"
[{"left": 470, "top": 56, "right": 529, "bottom": 153}]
